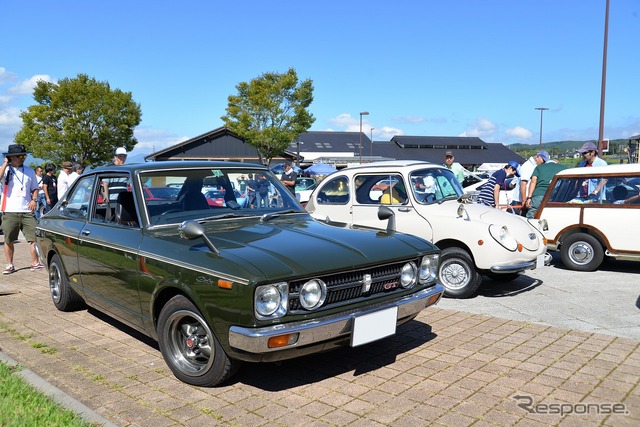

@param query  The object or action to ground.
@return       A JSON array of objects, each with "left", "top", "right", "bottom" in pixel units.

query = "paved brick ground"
[{"left": 1, "top": 238, "right": 639, "bottom": 426}]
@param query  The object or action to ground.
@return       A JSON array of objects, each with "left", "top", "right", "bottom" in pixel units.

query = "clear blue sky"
[{"left": 2, "top": 0, "right": 639, "bottom": 160}]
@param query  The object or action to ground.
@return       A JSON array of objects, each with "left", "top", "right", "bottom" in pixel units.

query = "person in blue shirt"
[
  {"left": 476, "top": 161, "right": 519, "bottom": 208},
  {"left": 576, "top": 141, "right": 608, "bottom": 201}
]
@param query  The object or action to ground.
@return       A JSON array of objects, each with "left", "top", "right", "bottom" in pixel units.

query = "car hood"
[
  {"left": 185, "top": 216, "right": 437, "bottom": 283},
  {"left": 475, "top": 205, "right": 542, "bottom": 251}
]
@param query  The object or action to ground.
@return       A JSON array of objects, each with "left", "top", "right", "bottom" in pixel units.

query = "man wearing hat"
[
  {"left": 525, "top": 157, "right": 567, "bottom": 218},
  {"left": 512, "top": 151, "right": 549, "bottom": 216},
  {"left": 113, "top": 147, "right": 127, "bottom": 165},
  {"left": 57, "top": 161, "right": 74, "bottom": 200},
  {"left": 577, "top": 141, "right": 608, "bottom": 200},
  {"left": 476, "top": 161, "right": 520, "bottom": 208},
  {"left": 1, "top": 144, "right": 42, "bottom": 274},
  {"left": 280, "top": 161, "right": 297, "bottom": 196},
  {"left": 443, "top": 151, "right": 465, "bottom": 184}
]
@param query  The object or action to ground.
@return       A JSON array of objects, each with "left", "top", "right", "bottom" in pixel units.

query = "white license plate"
[
  {"left": 351, "top": 306, "right": 398, "bottom": 347},
  {"left": 536, "top": 254, "right": 545, "bottom": 269}
]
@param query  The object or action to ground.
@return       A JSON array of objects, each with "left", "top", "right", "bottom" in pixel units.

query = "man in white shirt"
[
  {"left": 0, "top": 144, "right": 42, "bottom": 274},
  {"left": 69, "top": 163, "right": 84, "bottom": 185},
  {"left": 511, "top": 151, "right": 548, "bottom": 216},
  {"left": 57, "top": 161, "right": 73, "bottom": 200}
]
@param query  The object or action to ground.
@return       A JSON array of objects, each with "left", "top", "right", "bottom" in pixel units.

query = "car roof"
[
  {"left": 556, "top": 163, "right": 640, "bottom": 177},
  {"left": 88, "top": 160, "right": 269, "bottom": 174},
  {"left": 340, "top": 160, "right": 445, "bottom": 173}
]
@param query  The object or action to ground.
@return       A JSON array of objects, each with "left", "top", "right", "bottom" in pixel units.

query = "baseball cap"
[
  {"left": 444, "top": 150, "right": 454, "bottom": 157},
  {"left": 536, "top": 151, "right": 550, "bottom": 162},
  {"left": 578, "top": 141, "right": 597, "bottom": 153},
  {"left": 507, "top": 161, "right": 520, "bottom": 177},
  {"left": 115, "top": 147, "right": 127, "bottom": 156}
]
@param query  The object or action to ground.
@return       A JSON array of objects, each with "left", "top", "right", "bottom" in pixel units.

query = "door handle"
[{"left": 398, "top": 207, "right": 412, "bottom": 212}]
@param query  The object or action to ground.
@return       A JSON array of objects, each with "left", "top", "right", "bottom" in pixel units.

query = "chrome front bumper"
[
  {"left": 489, "top": 252, "right": 552, "bottom": 273},
  {"left": 228, "top": 284, "right": 444, "bottom": 354}
]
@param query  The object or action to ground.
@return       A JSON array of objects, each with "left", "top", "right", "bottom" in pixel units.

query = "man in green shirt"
[
  {"left": 525, "top": 160, "right": 567, "bottom": 218},
  {"left": 443, "top": 151, "right": 465, "bottom": 184}
]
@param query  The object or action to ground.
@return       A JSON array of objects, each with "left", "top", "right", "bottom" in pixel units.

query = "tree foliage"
[
  {"left": 221, "top": 68, "right": 315, "bottom": 165},
  {"left": 15, "top": 73, "right": 142, "bottom": 166}
]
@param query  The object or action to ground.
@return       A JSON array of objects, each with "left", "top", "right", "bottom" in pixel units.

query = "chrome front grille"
[{"left": 287, "top": 259, "right": 420, "bottom": 313}]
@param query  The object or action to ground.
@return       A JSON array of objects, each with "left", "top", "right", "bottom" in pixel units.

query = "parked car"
[
  {"left": 36, "top": 161, "right": 444, "bottom": 387},
  {"left": 305, "top": 161, "right": 548, "bottom": 298},
  {"left": 295, "top": 177, "right": 318, "bottom": 205},
  {"left": 535, "top": 163, "right": 640, "bottom": 271}
]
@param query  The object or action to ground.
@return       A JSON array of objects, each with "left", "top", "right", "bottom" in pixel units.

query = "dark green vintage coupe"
[{"left": 36, "top": 161, "right": 444, "bottom": 386}]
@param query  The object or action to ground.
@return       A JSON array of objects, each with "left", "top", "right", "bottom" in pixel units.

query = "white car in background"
[{"left": 305, "top": 161, "right": 548, "bottom": 298}]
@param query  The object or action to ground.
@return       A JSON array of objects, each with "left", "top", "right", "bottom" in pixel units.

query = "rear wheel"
[
  {"left": 438, "top": 247, "right": 482, "bottom": 298},
  {"left": 560, "top": 233, "right": 604, "bottom": 271},
  {"left": 49, "top": 254, "right": 85, "bottom": 311},
  {"left": 157, "top": 295, "right": 239, "bottom": 387}
]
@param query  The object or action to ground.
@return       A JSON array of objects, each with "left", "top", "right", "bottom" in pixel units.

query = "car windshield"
[{"left": 139, "top": 167, "right": 305, "bottom": 226}]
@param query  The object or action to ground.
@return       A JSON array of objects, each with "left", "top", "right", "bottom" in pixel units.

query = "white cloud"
[
  {"left": 505, "top": 126, "right": 533, "bottom": 139},
  {"left": 131, "top": 126, "right": 188, "bottom": 156},
  {"left": 325, "top": 113, "right": 402, "bottom": 139},
  {"left": 9, "top": 74, "right": 52, "bottom": 95},
  {"left": 459, "top": 117, "right": 498, "bottom": 139}
]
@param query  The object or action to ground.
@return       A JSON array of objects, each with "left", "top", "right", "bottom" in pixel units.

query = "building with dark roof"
[{"left": 145, "top": 127, "right": 524, "bottom": 170}]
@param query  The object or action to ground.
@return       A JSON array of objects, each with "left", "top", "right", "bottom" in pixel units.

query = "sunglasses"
[{"left": 12, "top": 154, "right": 27, "bottom": 159}]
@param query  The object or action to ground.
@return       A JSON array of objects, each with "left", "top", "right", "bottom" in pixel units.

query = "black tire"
[
  {"left": 438, "top": 247, "right": 482, "bottom": 298},
  {"left": 486, "top": 272, "right": 520, "bottom": 282},
  {"left": 49, "top": 254, "right": 85, "bottom": 311},
  {"left": 560, "top": 233, "right": 604, "bottom": 271},
  {"left": 157, "top": 295, "right": 239, "bottom": 387}
]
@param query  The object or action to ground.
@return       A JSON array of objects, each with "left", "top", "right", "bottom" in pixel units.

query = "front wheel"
[
  {"left": 560, "top": 233, "right": 604, "bottom": 271},
  {"left": 157, "top": 295, "right": 239, "bottom": 387},
  {"left": 438, "top": 247, "right": 482, "bottom": 298},
  {"left": 49, "top": 254, "right": 85, "bottom": 311}
]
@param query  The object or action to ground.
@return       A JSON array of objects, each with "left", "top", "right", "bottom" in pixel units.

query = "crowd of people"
[
  {"left": 1, "top": 145, "right": 127, "bottom": 274},
  {"left": 473, "top": 140, "right": 610, "bottom": 217}
]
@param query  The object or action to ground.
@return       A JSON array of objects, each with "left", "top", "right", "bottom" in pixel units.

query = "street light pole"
[
  {"left": 296, "top": 141, "right": 303, "bottom": 167},
  {"left": 370, "top": 127, "right": 374, "bottom": 156},
  {"left": 535, "top": 107, "right": 549, "bottom": 150},
  {"left": 598, "top": 0, "right": 610, "bottom": 157},
  {"left": 359, "top": 111, "right": 369, "bottom": 164}
]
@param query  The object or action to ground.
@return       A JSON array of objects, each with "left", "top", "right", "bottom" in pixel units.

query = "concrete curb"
[{"left": 0, "top": 351, "right": 118, "bottom": 427}]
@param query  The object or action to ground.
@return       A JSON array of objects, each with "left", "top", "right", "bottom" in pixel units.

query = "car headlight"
[
  {"left": 419, "top": 254, "right": 439, "bottom": 284},
  {"left": 255, "top": 282, "right": 288, "bottom": 319},
  {"left": 299, "top": 279, "right": 327, "bottom": 310},
  {"left": 400, "top": 262, "right": 417, "bottom": 288},
  {"left": 488, "top": 224, "right": 518, "bottom": 251}
]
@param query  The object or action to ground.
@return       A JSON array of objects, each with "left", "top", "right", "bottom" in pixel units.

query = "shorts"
[{"left": 1, "top": 212, "right": 37, "bottom": 242}]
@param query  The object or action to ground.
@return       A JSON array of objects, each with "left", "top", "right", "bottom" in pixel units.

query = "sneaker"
[
  {"left": 30, "top": 262, "right": 44, "bottom": 271},
  {"left": 3, "top": 265, "right": 15, "bottom": 275}
]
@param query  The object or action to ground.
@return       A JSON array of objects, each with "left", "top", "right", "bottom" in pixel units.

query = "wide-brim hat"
[{"left": 3, "top": 144, "right": 29, "bottom": 157}]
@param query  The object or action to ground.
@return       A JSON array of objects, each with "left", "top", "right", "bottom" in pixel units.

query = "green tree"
[
  {"left": 221, "top": 68, "right": 315, "bottom": 165},
  {"left": 15, "top": 73, "right": 142, "bottom": 166}
]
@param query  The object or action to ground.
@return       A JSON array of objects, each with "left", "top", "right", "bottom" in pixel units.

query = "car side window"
[
  {"left": 92, "top": 175, "right": 132, "bottom": 224},
  {"left": 316, "top": 176, "right": 350, "bottom": 205},
  {"left": 61, "top": 175, "right": 94, "bottom": 219}
]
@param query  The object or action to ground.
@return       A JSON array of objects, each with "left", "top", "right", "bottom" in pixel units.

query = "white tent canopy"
[{"left": 476, "top": 162, "right": 507, "bottom": 173}]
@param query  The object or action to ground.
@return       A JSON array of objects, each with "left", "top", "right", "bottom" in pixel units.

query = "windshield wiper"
[
  {"left": 260, "top": 209, "right": 299, "bottom": 222},
  {"left": 200, "top": 213, "right": 244, "bottom": 223}
]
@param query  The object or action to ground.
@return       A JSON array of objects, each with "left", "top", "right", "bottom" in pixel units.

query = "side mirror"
[
  {"left": 179, "top": 220, "right": 219, "bottom": 255},
  {"left": 377, "top": 206, "right": 396, "bottom": 234}
]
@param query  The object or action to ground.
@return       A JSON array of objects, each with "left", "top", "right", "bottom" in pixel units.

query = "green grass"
[{"left": 0, "top": 362, "right": 95, "bottom": 427}]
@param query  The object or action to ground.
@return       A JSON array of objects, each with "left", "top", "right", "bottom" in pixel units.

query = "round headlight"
[
  {"left": 256, "top": 285, "right": 281, "bottom": 316},
  {"left": 400, "top": 262, "right": 417, "bottom": 288},
  {"left": 299, "top": 279, "right": 327, "bottom": 310},
  {"left": 419, "top": 254, "right": 439, "bottom": 284}
]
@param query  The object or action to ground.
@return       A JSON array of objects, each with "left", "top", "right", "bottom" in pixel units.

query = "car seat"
[{"left": 115, "top": 191, "right": 139, "bottom": 227}]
